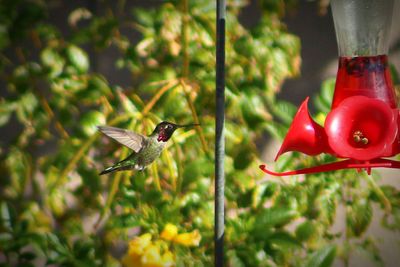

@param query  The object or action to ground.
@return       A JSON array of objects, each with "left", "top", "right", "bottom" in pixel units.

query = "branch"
[
  {"left": 141, "top": 80, "right": 178, "bottom": 116},
  {"left": 180, "top": 79, "right": 209, "bottom": 154}
]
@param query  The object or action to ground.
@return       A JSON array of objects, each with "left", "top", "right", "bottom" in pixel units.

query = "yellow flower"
[
  {"left": 161, "top": 251, "right": 175, "bottom": 267},
  {"left": 122, "top": 233, "right": 176, "bottom": 267},
  {"left": 141, "top": 244, "right": 163, "bottom": 267},
  {"left": 160, "top": 223, "right": 178, "bottom": 241},
  {"left": 122, "top": 252, "right": 142, "bottom": 267},
  {"left": 128, "top": 233, "right": 152, "bottom": 256},
  {"left": 173, "top": 230, "right": 201, "bottom": 247}
]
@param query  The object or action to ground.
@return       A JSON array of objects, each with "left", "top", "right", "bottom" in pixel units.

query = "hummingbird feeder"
[{"left": 260, "top": 0, "right": 400, "bottom": 176}]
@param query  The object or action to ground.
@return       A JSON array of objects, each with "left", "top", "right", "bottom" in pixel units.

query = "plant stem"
[
  {"left": 39, "top": 95, "right": 70, "bottom": 139},
  {"left": 30, "top": 30, "right": 42, "bottom": 49},
  {"left": 175, "top": 144, "right": 184, "bottom": 194},
  {"left": 142, "top": 80, "right": 178, "bottom": 116},
  {"left": 151, "top": 162, "right": 161, "bottom": 191},
  {"left": 164, "top": 149, "right": 177, "bottom": 191},
  {"left": 180, "top": 1, "right": 209, "bottom": 155},
  {"left": 15, "top": 47, "right": 26, "bottom": 63},
  {"left": 20, "top": 153, "right": 32, "bottom": 200},
  {"left": 182, "top": 0, "right": 189, "bottom": 78},
  {"left": 180, "top": 79, "right": 209, "bottom": 154},
  {"left": 52, "top": 133, "right": 98, "bottom": 190}
]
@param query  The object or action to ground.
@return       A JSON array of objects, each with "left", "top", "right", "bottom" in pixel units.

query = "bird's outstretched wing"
[{"left": 97, "top": 126, "right": 146, "bottom": 153}]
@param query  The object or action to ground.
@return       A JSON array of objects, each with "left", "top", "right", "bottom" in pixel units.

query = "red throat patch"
[{"left": 157, "top": 132, "right": 166, "bottom": 142}]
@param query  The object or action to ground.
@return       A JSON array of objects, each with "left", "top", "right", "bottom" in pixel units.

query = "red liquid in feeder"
[{"left": 332, "top": 55, "right": 397, "bottom": 109}]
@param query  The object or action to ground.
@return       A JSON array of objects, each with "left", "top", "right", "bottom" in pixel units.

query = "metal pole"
[{"left": 215, "top": 0, "right": 225, "bottom": 266}]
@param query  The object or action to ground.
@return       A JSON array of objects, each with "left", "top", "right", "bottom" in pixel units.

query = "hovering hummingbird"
[{"left": 98, "top": 121, "right": 198, "bottom": 175}]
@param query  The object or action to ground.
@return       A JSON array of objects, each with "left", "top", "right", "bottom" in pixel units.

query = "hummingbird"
[{"left": 98, "top": 121, "right": 198, "bottom": 175}]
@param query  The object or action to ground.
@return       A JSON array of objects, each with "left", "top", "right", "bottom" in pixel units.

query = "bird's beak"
[{"left": 176, "top": 123, "right": 200, "bottom": 128}]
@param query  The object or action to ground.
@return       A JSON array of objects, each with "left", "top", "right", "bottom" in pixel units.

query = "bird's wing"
[{"left": 97, "top": 126, "right": 147, "bottom": 153}]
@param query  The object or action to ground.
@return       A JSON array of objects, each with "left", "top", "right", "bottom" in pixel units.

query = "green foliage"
[
  {"left": 305, "top": 245, "right": 336, "bottom": 267},
  {"left": 0, "top": 0, "right": 399, "bottom": 266}
]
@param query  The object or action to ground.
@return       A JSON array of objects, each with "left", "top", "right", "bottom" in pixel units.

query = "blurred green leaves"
[
  {"left": 305, "top": 245, "right": 336, "bottom": 267},
  {"left": 346, "top": 198, "right": 373, "bottom": 237},
  {"left": 41, "top": 47, "right": 65, "bottom": 78},
  {"left": 80, "top": 111, "right": 106, "bottom": 136},
  {"left": 66, "top": 45, "right": 89, "bottom": 74}
]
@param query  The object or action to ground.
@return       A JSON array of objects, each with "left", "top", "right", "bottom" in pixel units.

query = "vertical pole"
[{"left": 215, "top": 0, "right": 225, "bottom": 266}]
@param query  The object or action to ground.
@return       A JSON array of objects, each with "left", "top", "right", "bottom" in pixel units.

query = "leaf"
[
  {"left": 226, "top": 250, "right": 246, "bottom": 267},
  {"left": 251, "top": 184, "right": 268, "bottom": 208},
  {"left": 76, "top": 75, "right": 111, "bottom": 100},
  {"left": 240, "top": 92, "right": 271, "bottom": 129},
  {"left": 295, "top": 220, "right": 317, "bottom": 242},
  {"left": 80, "top": 110, "right": 106, "bottom": 136},
  {"left": 46, "top": 233, "right": 69, "bottom": 256},
  {"left": 73, "top": 239, "right": 94, "bottom": 258},
  {"left": 112, "top": 214, "right": 141, "bottom": 228},
  {"left": 390, "top": 64, "right": 399, "bottom": 85},
  {"left": 0, "top": 232, "right": 13, "bottom": 243},
  {"left": 161, "top": 88, "right": 187, "bottom": 117},
  {"left": 77, "top": 165, "right": 101, "bottom": 193},
  {"left": 320, "top": 79, "right": 335, "bottom": 105},
  {"left": 314, "top": 78, "right": 335, "bottom": 113},
  {"left": 116, "top": 88, "right": 138, "bottom": 114},
  {"left": 269, "top": 231, "right": 302, "bottom": 250},
  {"left": 0, "top": 100, "right": 14, "bottom": 127},
  {"left": 275, "top": 153, "right": 294, "bottom": 172},
  {"left": 5, "top": 148, "right": 28, "bottom": 196},
  {"left": 68, "top": 8, "right": 92, "bottom": 27},
  {"left": 264, "top": 121, "right": 288, "bottom": 140},
  {"left": 314, "top": 95, "right": 329, "bottom": 114},
  {"left": 132, "top": 8, "right": 155, "bottom": 28},
  {"left": 16, "top": 92, "right": 38, "bottom": 124},
  {"left": 182, "top": 157, "right": 213, "bottom": 189},
  {"left": 66, "top": 45, "right": 89, "bottom": 73},
  {"left": 315, "top": 193, "right": 337, "bottom": 225},
  {"left": 89, "top": 17, "right": 119, "bottom": 48},
  {"left": 40, "top": 48, "right": 64, "bottom": 78},
  {"left": 233, "top": 142, "right": 254, "bottom": 170},
  {"left": 47, "top": 189, "right": 67, "bottom": 217},
  {"left": 254, "top": 207, "right": 298, "bottom": 229},
  {"left": 347, "top": 199, "right": 372, "bottom": 237},
  {"left": 0, "top": 202, "right": 14, "bottom": 231},
  {"left": 305, "top": 245, "right": 336, "bottom": 267},
  {"left": 36, "top": 23, "right": 60, "bottom": 41},
  {"left": 273, "top": 100, "right": 297, "bottom": 125}
]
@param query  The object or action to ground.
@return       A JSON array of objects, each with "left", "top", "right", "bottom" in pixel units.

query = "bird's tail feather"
[
  {"left": 99, "top": 166, "right": 118, "bottom": 175},
  {"left": 99, "top": 162, "right": 130, "bottom": 175}
]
